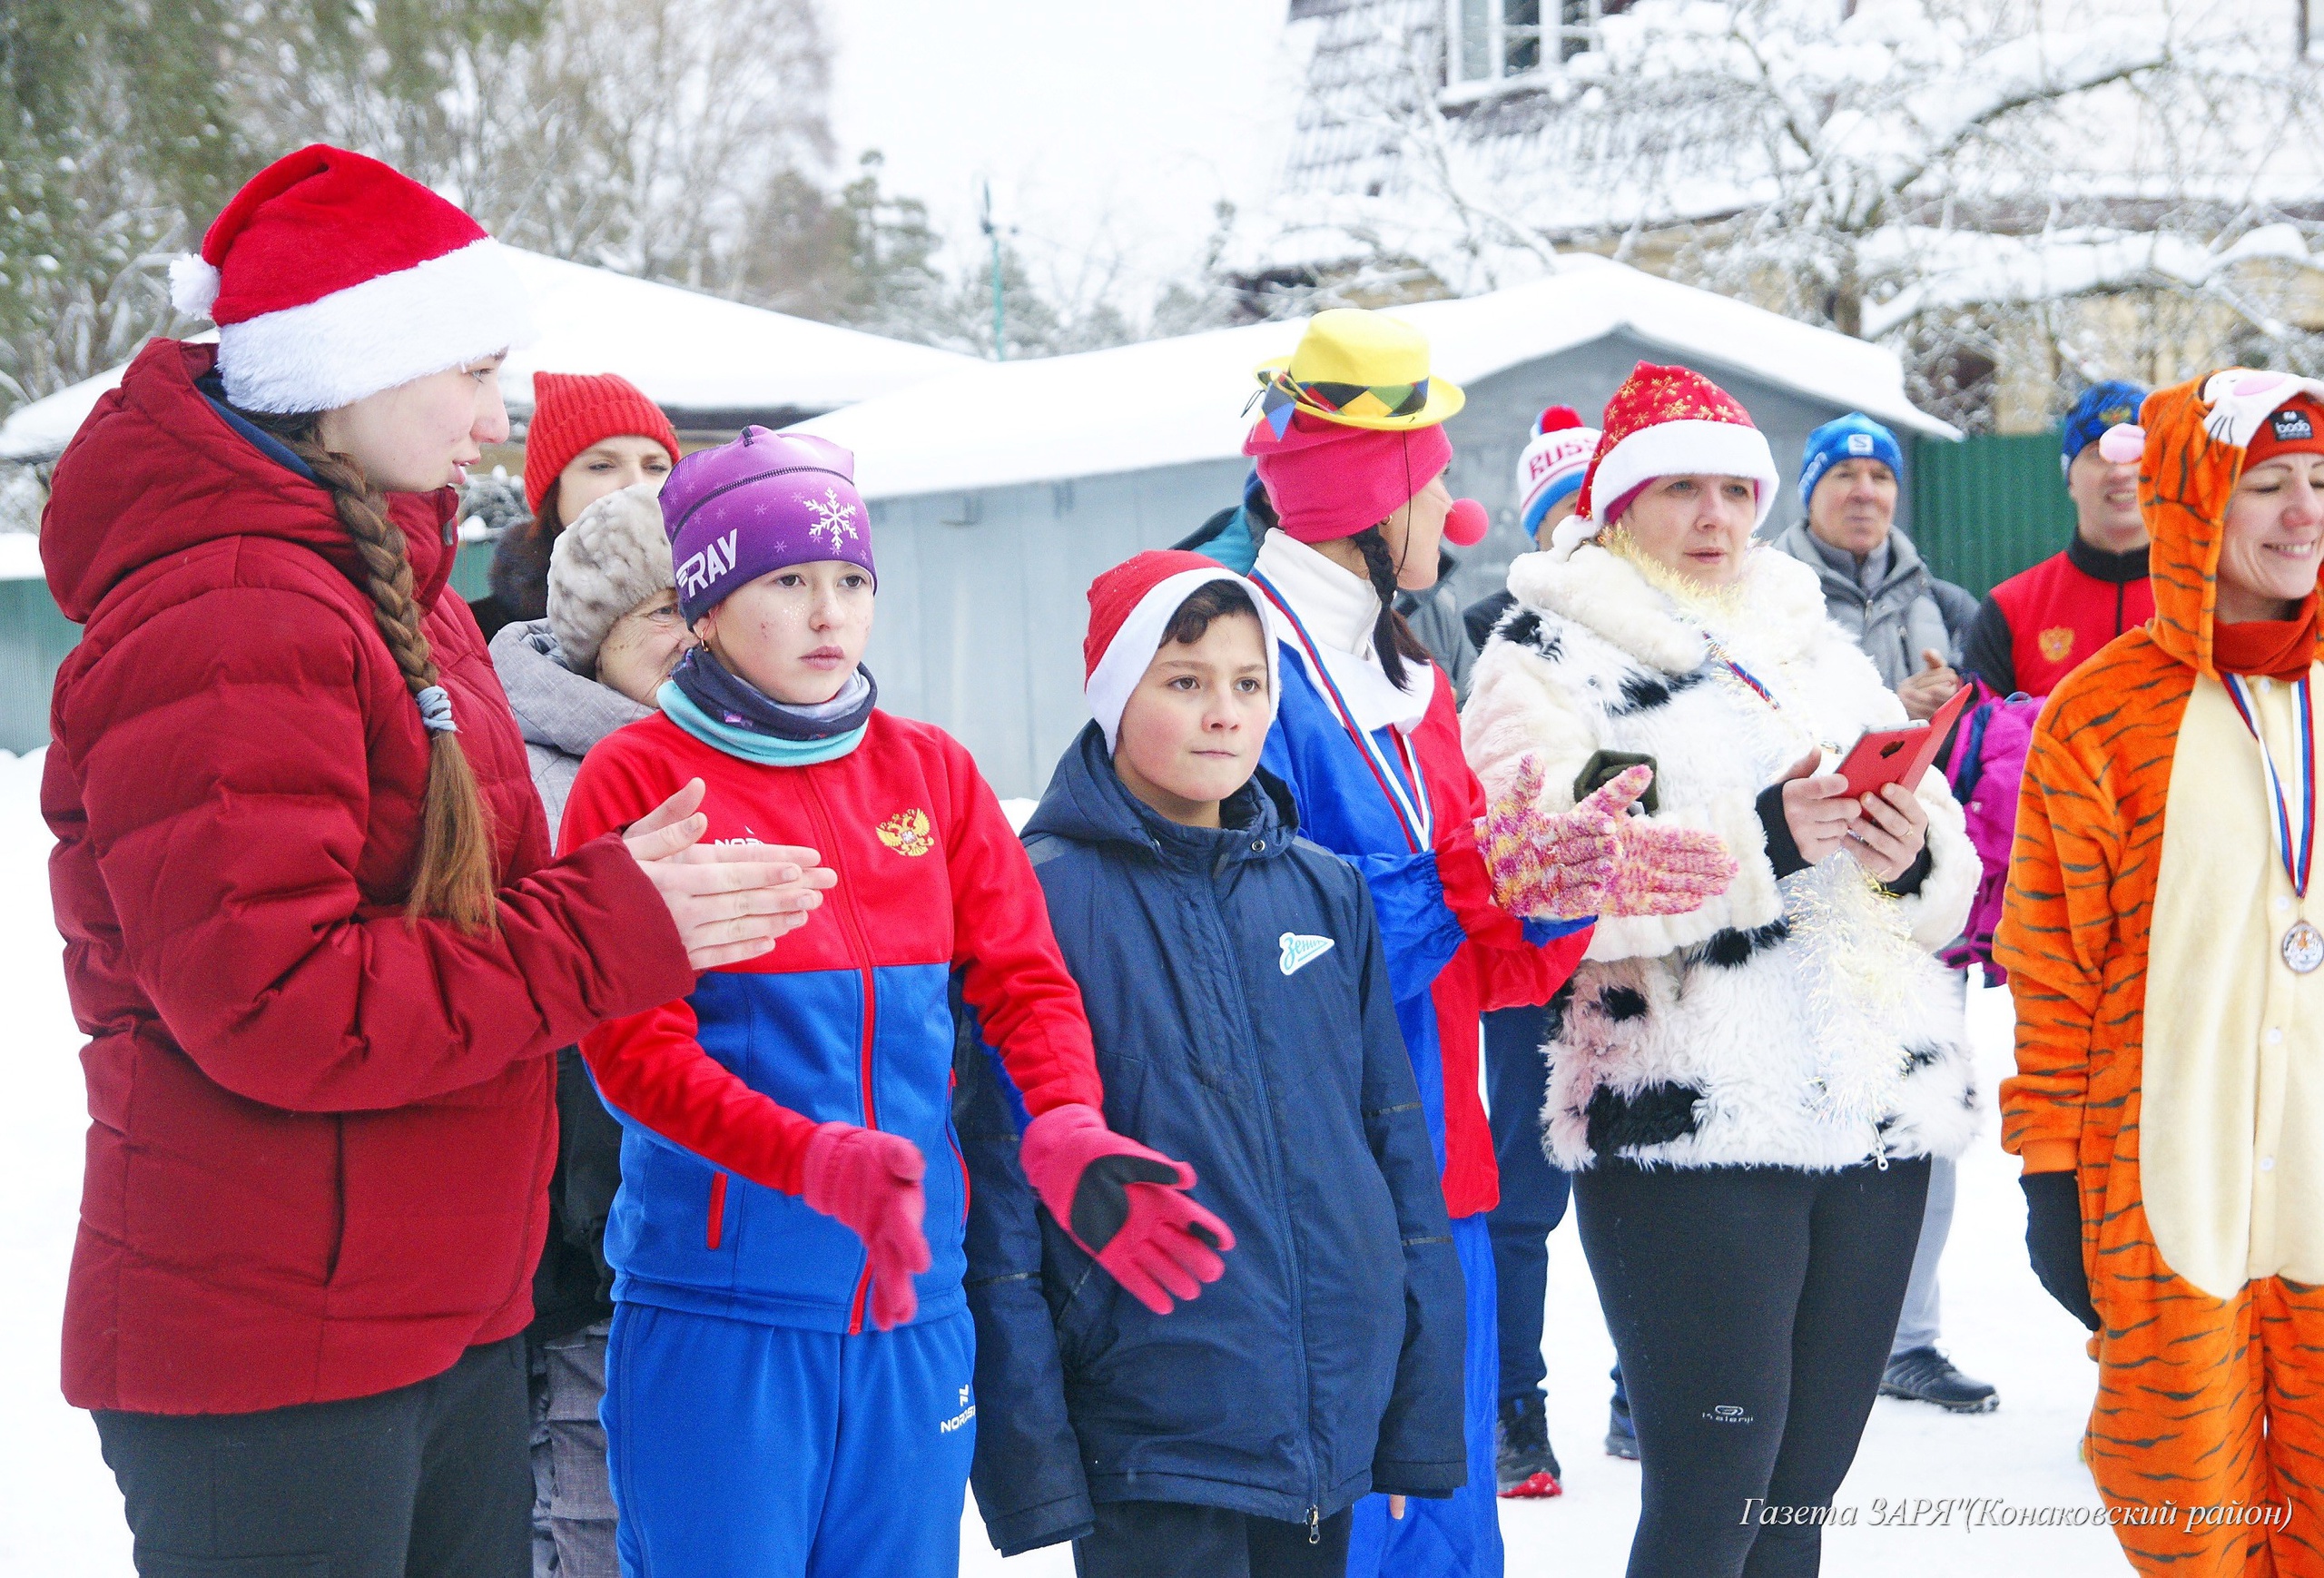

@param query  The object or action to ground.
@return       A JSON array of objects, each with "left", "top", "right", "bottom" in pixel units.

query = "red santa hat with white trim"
[
  {"left": 1084, "top": 550, "right": 1280, "bottom": 753},
  {"left": 1550, "top": 361, "right": 1780, "bottom": 559},
  {"left": 168, "top": 144, "right": 534, "bottom": 414}
]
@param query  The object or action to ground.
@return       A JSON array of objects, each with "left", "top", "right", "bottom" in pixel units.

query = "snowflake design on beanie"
[{"left": 805, "top": 487, "right": 862, "bottom": 552}]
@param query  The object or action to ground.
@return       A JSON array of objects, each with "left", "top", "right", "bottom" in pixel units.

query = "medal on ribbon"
[{"left": 2221, "top": 673, "right": 2322, "bottom": 974}]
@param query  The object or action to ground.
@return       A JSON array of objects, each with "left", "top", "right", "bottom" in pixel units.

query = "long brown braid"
[{"left": 241, "top": 408, "right": 500, "bottom": 932}]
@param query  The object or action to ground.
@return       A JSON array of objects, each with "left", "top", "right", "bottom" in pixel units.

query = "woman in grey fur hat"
[{"left": 488, "top": 479, "right": 696, "bottom": 1578}]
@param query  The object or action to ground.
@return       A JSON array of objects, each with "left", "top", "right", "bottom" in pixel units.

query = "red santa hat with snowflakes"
[
  {"left": 1083, "top": 550, "right": 1280, "bottom": 753},
  {"left": 1550, "top": 361, "right": 1780, "bottom": 559},
  {"left": 169, "top": 144, "right": 534, "bottom": 414}
]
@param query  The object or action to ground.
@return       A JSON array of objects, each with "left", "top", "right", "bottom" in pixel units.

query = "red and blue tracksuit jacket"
[
  {"left": 1256, "top": 636, "right": 1591, "bottom": 1220},
  {"left": 557, "top": 710, "right": 1104, "bottom": 1333},
  {"left": 1252, "top": 601, "right": 1593, "bottom": 1578}
]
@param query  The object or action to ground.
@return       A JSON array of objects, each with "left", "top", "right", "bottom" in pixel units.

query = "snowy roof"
[
  {"left": 794, "top": 254, "right": 1954, "bottom": 501},
  {"left": 0, "top": 249, "right": 975, "bottom": 464}
]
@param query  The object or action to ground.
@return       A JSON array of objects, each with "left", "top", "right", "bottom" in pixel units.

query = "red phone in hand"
[{"left": 1835, "top": 683, "right": 1972, "bottom": 802}]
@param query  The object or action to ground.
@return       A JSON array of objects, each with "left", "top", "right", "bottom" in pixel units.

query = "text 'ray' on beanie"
[
  {"left": 523, "top": 372, "right": 683, "bottom": 513},
  {"left": 547, "top": 482, "right": 675, "bottom": 674},
  {"left": 1084, "top": 550, "right": 1281, "bottom": 752},
  {"left": 1554, "top": 361, "right": 1780, "bottom": 559},
  {"left": 168, "top": 144, "right": 534, "bottom": 415},
  {"left": 660, "top": 427, "right": 873, "bottom": 623},
  {"left": 1517, "top": 405, "right": 1600, "bottom": 539}
]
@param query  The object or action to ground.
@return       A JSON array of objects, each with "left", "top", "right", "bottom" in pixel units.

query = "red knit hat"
[
  {"left": 1555, "top": 361, "right": 1779, "bottom": 557},
  {"left": 168, "top": 144, "right": 533, "bottom": 414},
  {"left": 2246, "top": 394, "right": 2324, "bottom": 468},
  {"left": 523, "top": 372, "right": 684, "bottom": 512},
  {"left": 1084, "top": 550, "right": 1280, "bottom": 751}
]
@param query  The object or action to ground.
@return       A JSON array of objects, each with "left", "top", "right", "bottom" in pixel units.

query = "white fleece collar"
[
  {"left": 1504, "top": 541, "right": 1832, "bottom": 675},
  {"left": 1254, "top": 532, "right": 1378, "bottom": 656},
  {"left": 1253, "top": 530, "right": 1433, "bottom": 733}
]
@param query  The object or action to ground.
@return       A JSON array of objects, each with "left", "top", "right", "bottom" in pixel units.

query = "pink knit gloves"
[
  {"left": 801, "top": 1122, "right": 931, "bottom": 1331},
  {"left": 1018, "top": 1104, "right": 1235, "bottom": 1316},
  {"left": 1478, "top": 759, "right": 1736, "bottom": 921}
]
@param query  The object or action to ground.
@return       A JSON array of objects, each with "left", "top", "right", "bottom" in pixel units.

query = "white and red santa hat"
[
  {"left": 169, "top": 144, "right": 535, "bottom": 414},
  {"left": 1084, "top": 550, "right": 1280, "bottom": 752},
  {"left": 1551, "top": 361, "right": 1779, "bottom": 559},
  {"left": 1516, "top": 405, "right": 1600, "bottom": 539}
]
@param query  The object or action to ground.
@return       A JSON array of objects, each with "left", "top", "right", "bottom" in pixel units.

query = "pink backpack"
[{"left": 1935, "top": 682, "right": 2043, "bottom": 984}]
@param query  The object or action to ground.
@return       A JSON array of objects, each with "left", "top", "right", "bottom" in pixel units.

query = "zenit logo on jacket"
[
  {"left": 957, "top": 727, "right": 1466, "bottom": 1551},
  {"left": 558, "top": 709, "right": 1104, "bottom": 1335}
]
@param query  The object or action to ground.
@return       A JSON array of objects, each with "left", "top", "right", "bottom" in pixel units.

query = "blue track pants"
[
  {"left": 1345, "top": 1211, "right": 1503, "bottom": 1578},
  {"left": 601, "top": 1302, "right": 976, "bottom": 1578}
]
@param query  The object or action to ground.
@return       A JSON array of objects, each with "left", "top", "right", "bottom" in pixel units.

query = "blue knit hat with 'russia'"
[{"left": 1798, "top": 413, "right": 1903, "bottom": 507}]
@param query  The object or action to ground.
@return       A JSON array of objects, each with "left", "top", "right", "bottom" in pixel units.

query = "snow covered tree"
[
  {"left": 0, "top": 0, "right": 246, "bottom": 407},
  {"left": 1259, "top": 0, "right": 2324, "bottom": 428}
]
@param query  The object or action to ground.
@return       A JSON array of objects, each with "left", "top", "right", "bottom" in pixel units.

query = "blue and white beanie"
[
  {"left": 1516, "top": 406, "right": 1600, "bottom": 540},
  {"left": 1798, "top": 413, "right": 1903, "bottom": 507}
]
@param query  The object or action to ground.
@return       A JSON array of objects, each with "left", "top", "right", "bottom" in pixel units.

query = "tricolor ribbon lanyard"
[
  {"left": 1250, "top": 571, "right": 1433, "bottom": 854},
  {"left": 2222, "top": 672, "right": 2324, "bottom": 974},
  {"left": 1702, "top": 632, "right": 1838, "bottom": 759}
]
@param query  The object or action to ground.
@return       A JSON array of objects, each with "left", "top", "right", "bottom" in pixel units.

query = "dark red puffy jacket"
[{"left": 41, "top": 341, "right": 694, "bottom": 1415}]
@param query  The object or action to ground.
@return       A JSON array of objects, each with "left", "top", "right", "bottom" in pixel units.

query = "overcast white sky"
[{"left": 822, "top": 1, "right": 1305, "bottom": 316}]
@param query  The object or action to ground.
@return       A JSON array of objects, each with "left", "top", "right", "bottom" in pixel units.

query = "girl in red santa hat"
[
  {"left": 39, "top": 144, "right": 824, "bottom": 1575},
  {"left": 1235, "top": 312, "right": 1737, "bottom": 1578}
]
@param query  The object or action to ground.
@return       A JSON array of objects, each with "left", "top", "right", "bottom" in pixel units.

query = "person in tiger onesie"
[{"left": 2001, "top": 367, "right": 2324, "bottom": 1575}]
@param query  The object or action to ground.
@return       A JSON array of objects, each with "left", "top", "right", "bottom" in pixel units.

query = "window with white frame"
[{"left": 1444, "top": 0, "right": 1624, "bottom": 92}]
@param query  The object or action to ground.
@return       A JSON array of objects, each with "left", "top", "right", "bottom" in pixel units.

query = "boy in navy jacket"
[
  {"left": 560, "top": 438, "right": 1229, "bottom": 1578},
  {"left": 958, "top": 550, "right": 1466, "bottom": 1575}
]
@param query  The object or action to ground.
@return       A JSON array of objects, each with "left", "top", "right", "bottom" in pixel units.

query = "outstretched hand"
[
  {"left": 1478, "top": 758, "right": 1735, "bottom": 921},
  {"left": 1018, "top": 1104, "right": 1235, "bottom": 1316},
  {"left": 624, "top": 779, "right": 838, "bottom": 970},
  {"left": 1477, "top": 756, "right": 1620, "bottom": 921}
]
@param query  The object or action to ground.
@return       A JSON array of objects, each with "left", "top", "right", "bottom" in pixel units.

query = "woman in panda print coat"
[{"left": 1462, "top": 364, "right": 1980, "bottom": 1578}]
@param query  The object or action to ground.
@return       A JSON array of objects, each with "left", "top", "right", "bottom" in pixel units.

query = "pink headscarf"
[{"left": 1243, "top": 412, "right": 1454, "bottom": 544}]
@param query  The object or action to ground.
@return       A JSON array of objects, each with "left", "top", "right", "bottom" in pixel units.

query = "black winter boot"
[
  {"left": 1880, "top": 1346, "right": 2000, "bottom": 1413},
  {"left": 1604, "top": 1393, "right": 1640, "bottom": 1461},
  {"left": 1495, "top": 1395, "right": 1564, "bottom": 1497}
]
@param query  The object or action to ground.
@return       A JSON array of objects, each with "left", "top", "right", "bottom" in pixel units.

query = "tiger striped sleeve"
[{"left": 1996, "top": 706, "right": 2122, "bottom": 1159}]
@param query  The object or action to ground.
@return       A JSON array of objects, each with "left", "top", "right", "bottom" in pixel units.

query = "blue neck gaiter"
[{"left": 661, "top": 647, "right": 875, "bottom": 765}]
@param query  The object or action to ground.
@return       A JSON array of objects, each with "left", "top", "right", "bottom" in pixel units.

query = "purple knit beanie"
[{"left": 663, "top": 426, "right": 875, "bottom": 622}]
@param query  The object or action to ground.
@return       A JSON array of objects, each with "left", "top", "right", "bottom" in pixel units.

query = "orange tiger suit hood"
[
  {"left": 2139, "top": 373, "right": 2324, "bottom": 678},
  {"left": 1999, "top": 369, "right": 2324, "bottom": 1575}
]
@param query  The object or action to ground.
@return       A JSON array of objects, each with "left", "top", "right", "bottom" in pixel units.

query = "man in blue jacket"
[{"left": 957, "top": 551, "right": 1467, "bottom": 1573}]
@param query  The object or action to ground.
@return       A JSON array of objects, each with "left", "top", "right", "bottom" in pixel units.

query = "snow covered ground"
[{"left": 0, "top": 746, "right": 2128, "bottom": 1574}]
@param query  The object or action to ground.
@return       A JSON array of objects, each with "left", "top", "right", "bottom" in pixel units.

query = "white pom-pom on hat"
[
  {"left": 169, "top": 254, "right": 222, "bottom": 319},
  {"left": 169, "top": 144, "right": 536, "bottom": 411}
]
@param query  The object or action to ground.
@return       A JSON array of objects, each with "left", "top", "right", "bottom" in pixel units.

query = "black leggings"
[
  {"left": 94, "top": 1336, "right": 531, "bottom": 1578},
  {"left": 1574, "top": 1157, "right": 1930, "bottom": 1578}
]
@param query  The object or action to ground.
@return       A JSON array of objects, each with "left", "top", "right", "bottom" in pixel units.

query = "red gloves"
[
  {"left": 1018, "top": 1103, "right": 1235, "bottom": 1315},
  {"left": 800, "top": 1122, "right": 931, "bottom": 1331}
]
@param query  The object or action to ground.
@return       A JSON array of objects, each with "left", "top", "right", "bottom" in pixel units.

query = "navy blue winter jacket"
[{"left": 956, "top": 724, "right": 1466, "bottom": 1554}]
